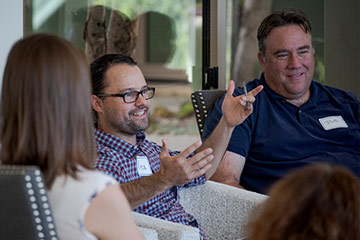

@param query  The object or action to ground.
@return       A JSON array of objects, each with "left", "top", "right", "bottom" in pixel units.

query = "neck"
[
  {"left": 286, "top": 90, "right": 310, "bottom": 107},
  {"left": 115, "top": 133, "right": 137, "bottom": 146},
  {"left": 98, "top": 124, "right": 137, "bottom": 146}
]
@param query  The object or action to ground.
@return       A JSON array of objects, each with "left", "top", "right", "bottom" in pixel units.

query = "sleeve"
[
  {"left": 179, "top": 175, "right": 206, "bottom": 189},
  {"left": 201, "top": 95, "right": 224, "bottom": 141}
]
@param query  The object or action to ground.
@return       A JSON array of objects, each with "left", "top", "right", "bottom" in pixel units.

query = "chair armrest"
[
  {"left": 138, "top": 226, "right": 159, "bottom": 240},
  {"left": 133, "top": 212, "right": 200, "bottom": 240},
  {"left": 179, "top": 180, "right": 267, "bottom": 239}
]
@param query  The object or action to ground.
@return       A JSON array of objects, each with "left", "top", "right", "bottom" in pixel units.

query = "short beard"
[
  {"left": 110, "top": 108, "right": 150, "bottom": 136},
  {"left": 126, "top": 118, "right": 149, "bottom": 134}
]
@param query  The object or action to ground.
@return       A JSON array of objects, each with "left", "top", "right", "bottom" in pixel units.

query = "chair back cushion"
[
  {"left": 191, "top": 89, "right": 226, "bottom": 135},
  {"left": 0, "top": 165, "right": 58, "bottom": 240}
]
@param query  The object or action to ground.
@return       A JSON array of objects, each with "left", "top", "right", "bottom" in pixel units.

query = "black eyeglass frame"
[{"left": 96, "top": 87, "right": 156, "bottom": 103}]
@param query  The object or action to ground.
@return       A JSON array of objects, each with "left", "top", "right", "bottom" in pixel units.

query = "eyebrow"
[
  {"left": 273, "top": 45, "right": 311, "bottom": 55},
  {"left": 118, "top": 85, "right": 148, "bottom": 93}
]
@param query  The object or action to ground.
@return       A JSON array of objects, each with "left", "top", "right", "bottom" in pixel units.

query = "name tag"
[
  {"left": 137, "top": 155, "right": 152, "bottom": 176},
  {"left": 319, "top": 116, "right": 348, "bottom": 130}
]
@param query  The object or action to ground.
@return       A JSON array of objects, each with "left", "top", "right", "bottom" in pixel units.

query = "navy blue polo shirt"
[{"left": 203, "top": 74, "right": 360, "bottom": 194}]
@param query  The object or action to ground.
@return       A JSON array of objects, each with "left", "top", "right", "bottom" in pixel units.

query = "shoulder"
[
  {"left": 314, "top": 82, "right": 359, "bottom": 105},
  {"left": 97, "top": 144, "right": 120, "bottom": 158},
  {"left": 78, "top": 168, "right": 117, "bottom": 186}
]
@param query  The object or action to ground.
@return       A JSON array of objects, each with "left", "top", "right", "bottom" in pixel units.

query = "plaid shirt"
[{"left": 94, "top": 128, "right": 206, "bottom": 239}]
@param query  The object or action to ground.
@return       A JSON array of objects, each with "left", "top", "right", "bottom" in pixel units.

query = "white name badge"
[
  {"left": 318, "top": 116, "right": 348, "bottom": 130},
  {"left": 137, "top": 155, "right": 152, "bottom": 176}
]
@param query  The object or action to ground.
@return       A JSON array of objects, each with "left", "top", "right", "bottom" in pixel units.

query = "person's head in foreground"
[
  {"left": 247, "top": 163, "right": 360, "bottom": 240},
  {"left": 1, "top": 33, "right": 94, "bottom": 186},
  {"left": 1, "top": 34, "right": 143, "bottom": 240}
]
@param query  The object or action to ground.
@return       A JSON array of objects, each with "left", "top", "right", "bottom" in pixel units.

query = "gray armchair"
[
  {"left": 134, "top": 212, "right": 200, "bottom": 240},
  {"left": 134, "top": 180, "right": 267, "bottom": 240}
]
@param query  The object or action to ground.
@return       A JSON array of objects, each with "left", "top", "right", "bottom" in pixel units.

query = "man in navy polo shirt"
[{"left": 203, "top": 8, "right": 360, "bottom": 194}]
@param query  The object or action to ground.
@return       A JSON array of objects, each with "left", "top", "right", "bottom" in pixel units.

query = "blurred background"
[{"left": 2, "top": 0, "right": 359, "bottom": 149}]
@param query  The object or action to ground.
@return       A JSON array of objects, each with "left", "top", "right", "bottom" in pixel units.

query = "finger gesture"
[
  {"left": 158, "top": 139, "right": 213, "bottom": 186},
  {"left": 222, "top": 80, "right": 263, "bottom": 128}
]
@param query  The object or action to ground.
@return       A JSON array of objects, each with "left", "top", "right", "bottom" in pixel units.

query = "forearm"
[
  {"left": 199, "top": 117, "right": 234, "bottom": 179},
  {"left": 120, "top": 172, "right": 170, "bottom": 209},
  {"left": 210, "top": 174, "right": 244, "bottom": 188},
  {"left": 209, "top": 151, "right": 246, "bottom": 189}
]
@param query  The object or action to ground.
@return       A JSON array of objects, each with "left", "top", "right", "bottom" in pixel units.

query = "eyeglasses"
[{"left": 97, "top": 87, "right": 156, "bottom": 103}]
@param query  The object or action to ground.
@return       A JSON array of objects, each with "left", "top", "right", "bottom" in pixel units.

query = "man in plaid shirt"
[{"left": 90, "top": 54, "right": 262, "bottom": 239}]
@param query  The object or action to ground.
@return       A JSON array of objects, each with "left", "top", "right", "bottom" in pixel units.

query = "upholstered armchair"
[{"left": 134, "top": 180, "right": 267, "bottom": 240}]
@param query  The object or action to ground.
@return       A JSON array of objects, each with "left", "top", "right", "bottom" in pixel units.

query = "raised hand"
[
  {"left": 158, "top": 139, "right": 214, "bottom": 186},
  {"left": 221, "top": 80, "right": 263, "bottom": 128}
]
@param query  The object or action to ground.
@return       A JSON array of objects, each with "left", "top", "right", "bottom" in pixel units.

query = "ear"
[
  {"left": 257, "top": 52, "right": 266, "bottom": 72},
  {"left": 91, "top": 95, "right": 104, "bottom": 113}
]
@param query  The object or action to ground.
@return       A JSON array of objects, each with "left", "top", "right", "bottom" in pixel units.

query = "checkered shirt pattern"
[{"left": 94, "top": 128, "right": 206, "bottom": 239}]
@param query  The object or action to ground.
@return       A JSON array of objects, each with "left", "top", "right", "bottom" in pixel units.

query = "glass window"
[
  {"left": 24, "top": 0, "right": 203, "bottom": 84},
  {"left": 24, "top": 0, "right": 203, "bottom": 148}
]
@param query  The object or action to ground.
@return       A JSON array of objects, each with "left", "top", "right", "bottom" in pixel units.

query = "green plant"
[{"left": 177, "top": 101, "right": 194, "bottom": 119}]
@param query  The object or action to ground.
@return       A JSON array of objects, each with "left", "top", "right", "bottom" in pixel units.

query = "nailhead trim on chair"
[
  {"left": 0, "top": 165, "right": 58, "bottom": 240},
  {"left": 191, "top": 89, "right": 226, "bottom": 136},
  {"left": 191, "top": 93, "right": 204, "bottom": 134}
]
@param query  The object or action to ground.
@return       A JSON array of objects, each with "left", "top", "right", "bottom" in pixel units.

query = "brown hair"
[
  {"left": 1, "top": 34, "right": 95, "bottom": 188},
  {"left": 257, "top": 8, "right": 312, "bottom": 57},
  {"left": 247, "top": 163, "right": 360, "bottom": 240}
]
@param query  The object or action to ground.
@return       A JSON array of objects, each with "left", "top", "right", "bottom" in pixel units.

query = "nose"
[
  {"left": 288, "top": 54, "right": 301, "bottom": 69},
  {"left": 134, "top": 93, "right": 147, "bottom": 106}
]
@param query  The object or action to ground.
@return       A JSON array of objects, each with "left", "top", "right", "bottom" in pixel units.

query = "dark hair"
[
  {"left": 90, "top": 53, "right": 137, "bottom": 96},
  {"left": 257, "top": 8, "right": 312, "bottom": 57},
  {"left": 1, "top": 34, "right": 95, "bottom": 188},
  {"left": 247, "top": 163, "right": 360, "bottom": 240}
]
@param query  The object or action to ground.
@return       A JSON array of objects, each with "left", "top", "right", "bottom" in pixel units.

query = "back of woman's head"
[
  {"left": 247, "top": 163, "right": 360, "bottom": 240},
  {"left": 1, "top": 34, "right": 95, "bottom": 188}
]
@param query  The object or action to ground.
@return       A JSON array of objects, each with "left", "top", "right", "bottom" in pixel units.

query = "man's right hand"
[
  {"left": 157, "top": 139, "right": 214, "bottom": 187},
  {"left": 121, "top": 139, "right": 214, "bottom": 209}
]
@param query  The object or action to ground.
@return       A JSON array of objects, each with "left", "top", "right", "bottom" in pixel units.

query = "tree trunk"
[
  {"left": 107, "top": 9, "right": 138, "bottom": 59},
  {"left": 84, "top": 5, "right": 106, "bottom": 63},
  {"left": 232, "top": 0, "right": 272, "bottom": 85}
]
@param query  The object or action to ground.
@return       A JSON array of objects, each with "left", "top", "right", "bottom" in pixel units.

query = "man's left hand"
[{"left": 222, "top": 80, "right": 263, "bottom": 128}]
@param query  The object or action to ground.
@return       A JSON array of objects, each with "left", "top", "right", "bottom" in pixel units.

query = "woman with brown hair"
[
  {"left": 247, "top": 163, "right": 360, "bottom": 240},
  {"left": 1, "top": 34, "right": 143, "bottom": 240}
]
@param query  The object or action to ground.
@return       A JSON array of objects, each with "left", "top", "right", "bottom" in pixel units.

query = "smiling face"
[
  {"left": 258, "top": 25, "right": 315, "bottom": 105},
  {"left": 93, "top": 64, "right": 151, "bottom": 143}
]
